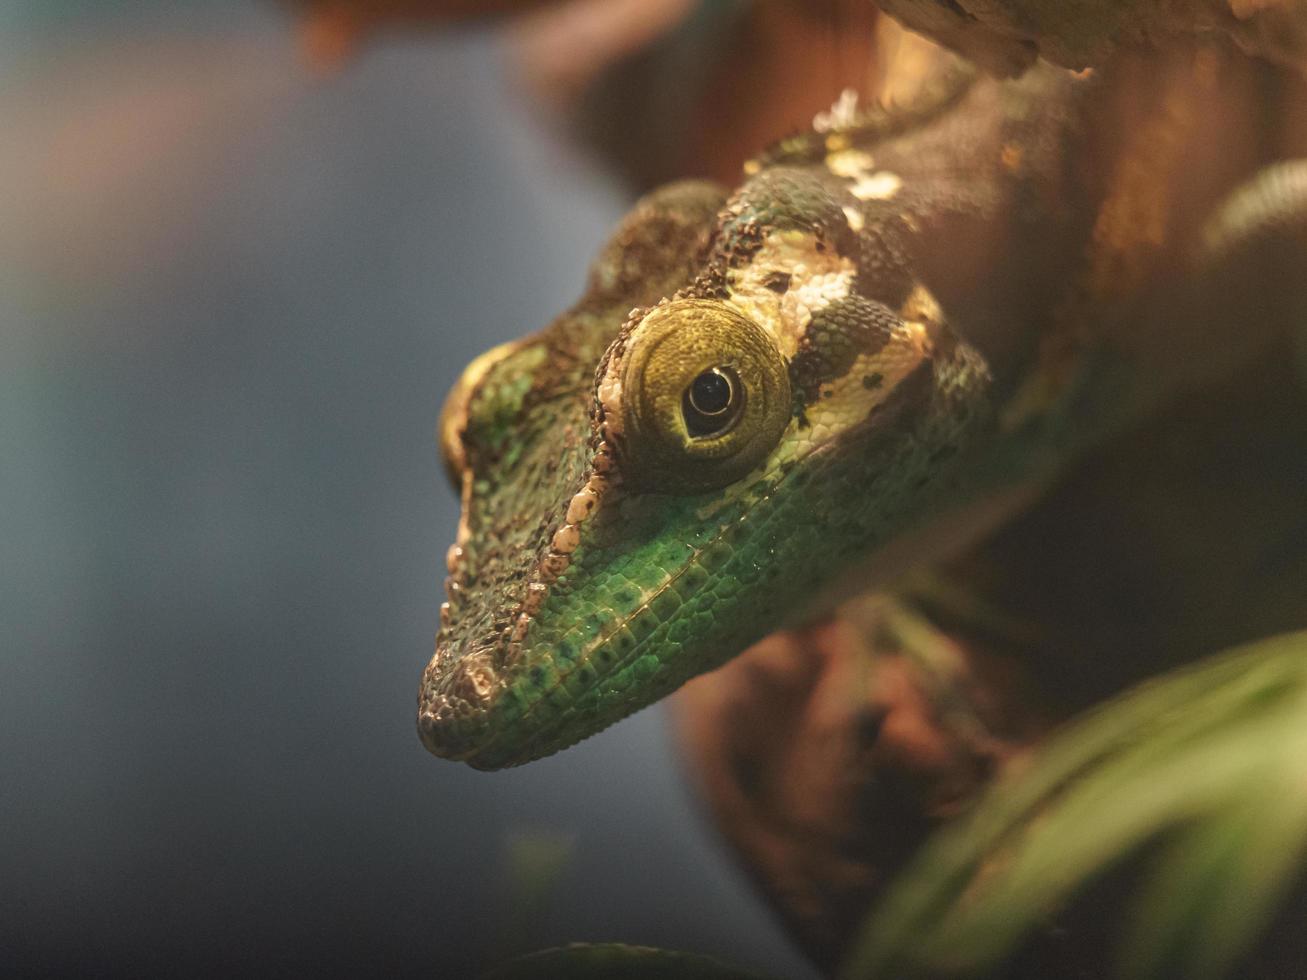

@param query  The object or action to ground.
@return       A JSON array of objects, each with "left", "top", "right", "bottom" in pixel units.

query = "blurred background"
[{"left": 0, "top": 4, "right": 817, "bottom": 976}]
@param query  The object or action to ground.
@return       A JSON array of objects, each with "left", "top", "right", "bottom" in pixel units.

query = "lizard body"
[{"left": 419, "top": 44, "right": 1306, "bottom": 770}]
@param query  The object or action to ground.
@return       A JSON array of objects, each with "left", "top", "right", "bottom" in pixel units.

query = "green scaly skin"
[{"left": 418, "top": 53, "right": 1307, "bottom": 771}]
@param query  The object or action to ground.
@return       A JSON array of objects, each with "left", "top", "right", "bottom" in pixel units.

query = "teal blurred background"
[{"left": 0, "top": 5, "right": 814, "bottom": 976}]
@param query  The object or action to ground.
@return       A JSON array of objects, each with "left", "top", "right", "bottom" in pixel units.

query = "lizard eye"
[
  {"left": 683, "top": 367, "right": 741, "bottom": 437},
  {"left": 609, "top": 299, "right": 791, "bottom": 493}
]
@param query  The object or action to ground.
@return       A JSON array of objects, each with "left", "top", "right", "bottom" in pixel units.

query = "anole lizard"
[{"left": 418, "top": 44, "right": 1307, "bottom": 771}]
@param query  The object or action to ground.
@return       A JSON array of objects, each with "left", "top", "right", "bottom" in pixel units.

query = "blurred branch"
[
  {"left": 875, "top": 0, "right": 1307, "bottom": 76},
  {"left": 289, "top": 0, "right": 564, "bottom": 67}
]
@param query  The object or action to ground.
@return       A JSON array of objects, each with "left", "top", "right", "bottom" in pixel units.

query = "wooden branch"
[{"left": 875, "top": 0, "right": 1307, "bottom": 75}]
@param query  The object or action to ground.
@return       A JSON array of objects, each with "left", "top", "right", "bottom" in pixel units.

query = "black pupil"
[
  {"left": 683, "top": 368, "right": 740, "bottom": 438},
  {"left": 689, "top": 369, "right": 732, "bottom": 415}
]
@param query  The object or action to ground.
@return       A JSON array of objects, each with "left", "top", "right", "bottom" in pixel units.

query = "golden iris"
[{"left": 616, "top": 299, "right": 791, "bottom": 492}]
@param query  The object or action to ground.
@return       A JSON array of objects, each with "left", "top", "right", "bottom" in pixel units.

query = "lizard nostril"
[
  {"left": 439, "top": 653, "right": 501, "bottom": 708},
  {"left": 417, "top": 650, "right": 504, "bottom": 761},
  {"left": 462, "top": 661, "right": 497, "bottom": 701}
]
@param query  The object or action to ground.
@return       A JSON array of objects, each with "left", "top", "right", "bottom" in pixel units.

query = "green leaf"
[{"left": 840, "top": 629, "right": 1307, "bottom": 980}]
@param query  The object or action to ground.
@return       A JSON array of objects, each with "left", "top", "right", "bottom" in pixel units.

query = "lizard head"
[{"left": 419, "top": 166, "right": 990, "bottom": 769}]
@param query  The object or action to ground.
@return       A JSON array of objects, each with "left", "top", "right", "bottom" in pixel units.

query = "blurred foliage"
[{"left": 844, "top": 629, "right": 1307, "bottom": 979}]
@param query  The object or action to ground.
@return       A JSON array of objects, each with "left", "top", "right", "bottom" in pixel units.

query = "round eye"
[
  {"left": 683, "top": 368, "right": 740, "bottom": 437},
  {"left": 609, "top": 299, "right": 791, "bottom": 493}
]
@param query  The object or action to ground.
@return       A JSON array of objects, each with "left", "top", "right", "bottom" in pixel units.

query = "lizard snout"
[{"left": 416, "top": 650, "right": 501, "bottom": 765}]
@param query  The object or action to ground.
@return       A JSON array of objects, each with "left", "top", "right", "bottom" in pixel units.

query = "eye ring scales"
[{"left": 609, "top": 299, "right": 792, "bottom": 494}]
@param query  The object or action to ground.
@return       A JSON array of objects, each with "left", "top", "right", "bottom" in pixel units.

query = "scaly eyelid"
[{"left": 437, "top": 339, "right": 535, "bottom": 489}]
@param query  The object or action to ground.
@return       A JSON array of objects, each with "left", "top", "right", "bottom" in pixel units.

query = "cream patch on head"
[
  {"left": 727, "top": 229, "right": 856, "bottom": 357},
  {"left": 802, "top": 314, "right": 933, "bottom": 441},
  {"left": 692, "top": 284, "right": 945, "bottom": 524},
  {"left": 826, "top": 149, "right": 902, "bottom": 202},
  {"left": 783, "top": 268, "right": 855, "bottom": 333},
  {"left": 850, "top": 171, "right": 902, "bottom": 202},
  {"left": 814, "top": 88, "right": 861, "bottom": 133},
  {"left": 803, "top": 282, "right": 944, "bottom": 444},
  {"left": 826, "top": 148, "right": 876, "bottom": 179},
  {"left": 899, "top": 283, "right": 945, "bottom": 342}
]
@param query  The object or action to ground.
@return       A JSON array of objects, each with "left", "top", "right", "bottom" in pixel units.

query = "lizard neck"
[
  {"left": 813, "top": 44, "right": 1294, "bottom": 598},
  {"left": 873, "top": 42, "right": 1282, "bottom": 387}
]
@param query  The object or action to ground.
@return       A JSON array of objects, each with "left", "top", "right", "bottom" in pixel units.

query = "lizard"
[{"left": 417, "top": 38, "right": 1307, "bottom": 773}]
